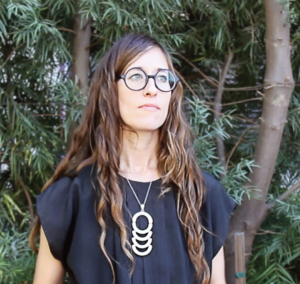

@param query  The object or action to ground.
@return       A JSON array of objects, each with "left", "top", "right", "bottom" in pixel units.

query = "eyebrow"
[{"left": 125, "top": 67, "right": 169, "bottom": 73}]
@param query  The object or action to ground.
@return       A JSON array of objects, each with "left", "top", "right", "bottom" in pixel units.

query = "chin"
[
  {"left": 135, "top": 126, "right": 161, "bottom": 132},
  {"left": 132, "top": 121, "right": 164, "bottom": 132},
  {"left": 122, "top": 116, "right": 167, "bottom": 132}
]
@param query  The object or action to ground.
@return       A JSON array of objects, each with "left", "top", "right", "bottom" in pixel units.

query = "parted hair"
[{"left": 29, "top": 33, "right": 210, "bottom": 284}]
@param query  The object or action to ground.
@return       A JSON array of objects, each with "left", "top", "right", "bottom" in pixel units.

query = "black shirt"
[{"left": 36, "top": 164, "right": 235, "bottom": 284}]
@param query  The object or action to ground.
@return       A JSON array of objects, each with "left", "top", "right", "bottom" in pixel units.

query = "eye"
[
  {"left": 157, "top": 75, "right": 168, "bottom": 83},
  {"left": 128, "top": 73, "right": 144, "bottom": 81}
]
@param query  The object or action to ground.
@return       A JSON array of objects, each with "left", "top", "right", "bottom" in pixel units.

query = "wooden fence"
[{"left": 235, "top": 232, "right": 246, "bottom": 284}]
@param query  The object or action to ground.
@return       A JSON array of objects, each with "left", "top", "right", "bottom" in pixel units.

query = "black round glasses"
[{"left": 118, "top": 67, "right": 179, "bottom": 92}]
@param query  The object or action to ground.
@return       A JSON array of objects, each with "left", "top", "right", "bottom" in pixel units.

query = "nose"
[{"left": 143, "top": 77, "right": 158, "bottom": 97}]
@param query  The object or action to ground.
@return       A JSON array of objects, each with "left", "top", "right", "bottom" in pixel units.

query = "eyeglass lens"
[{"left": 124, "top": 68, "right": 176, "bottom": 92}]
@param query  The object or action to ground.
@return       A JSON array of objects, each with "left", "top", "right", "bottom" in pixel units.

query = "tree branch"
[
  {"left": 57, "top": 28, "right": 77, "bottom": 34},
  {"left": 176, "top": 52, "right": 268, "bottom": 92},
  {"left": 225, "top": 126, "right": 254, "bottom": 170},
  {"left": 210, "top": 85, "right": 265, "bottom": 92},
  {"left": 175, "top": 71, "right": 200, "bottom": 99},
  {"left": 256, "top": 228, "right": 285, "bottom": 235},
  {"left": 222, "top": 97, "right": 263, "bottom": 106},
  {"left": 18, "top": 178, "right": 34, "bottom": 226},
  {"left": 204, "top": 97, "right": 263, "bottom": 107},
  {"left": 214, "top": 51, "right": 234, "bottom": 176},
  {"left": 175, "top": 52, "right": 219, "bottom": 88},
  {"left": 91, "top": 33, "right": 109, "bottom": 41},
  {"left": 183, "top": 78, "right": 265, "bottom": 92},
  {"left": 267, "top": 180, "right": 300, "bottom": 210},
  {"left": 235, "top": 114, "right": 260, "bottom": 126},
  {"left": 0, "top": 43, "right": 25, "bottom": 70}
]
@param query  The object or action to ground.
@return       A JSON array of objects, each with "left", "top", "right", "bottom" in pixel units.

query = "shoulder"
[
  {"left": 201, "top": 170, "right": 222, "bottom": 189},
  {"left": 35, "top": 163, "right": 97, "bottom": 263},
  {"left": 36, "top": 163, "right": 96, "bottom": 206},
  {"left": 201, "top": 170, "right": 228, "bottom": 202},
  {"left": 200, "top": 170, "right": 236, "bottom": 262},
  {"left": 200, "top": 170, "right": 236, "bottom": 225}
]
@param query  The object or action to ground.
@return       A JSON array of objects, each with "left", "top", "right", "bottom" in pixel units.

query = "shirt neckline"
[{"left": 118, "top": 173, "right": 162, "bottom": 184}]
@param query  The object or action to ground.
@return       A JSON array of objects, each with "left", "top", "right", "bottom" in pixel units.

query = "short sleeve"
[
  {"left": 36, "top": 176, "right": 78, "bottom": 266},
  {"left": 201, "top": 172, "right": 236, "bottom": 261}
]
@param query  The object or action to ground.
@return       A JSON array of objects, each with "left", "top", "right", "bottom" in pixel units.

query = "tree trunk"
[
  {"left": 214, "top": 51, "right": 233, "bottom": 177},
  {"left": 66, "top": 6, "right": 91, "bottom": 169},
  {"left": 225, "top": 1, "right": 295, "bottom": 283},
  {"left": 71, "top": 12, "right": 91, "bottom": 95}
]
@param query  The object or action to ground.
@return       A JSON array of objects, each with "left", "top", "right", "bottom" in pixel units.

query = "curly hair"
[{"left": 29, "top": 33, "right": 210, "bottom": 284}]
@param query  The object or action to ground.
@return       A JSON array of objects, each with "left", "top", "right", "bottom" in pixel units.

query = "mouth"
[{"left": 138, "top": 104, "right": 160, "bottom": 110}]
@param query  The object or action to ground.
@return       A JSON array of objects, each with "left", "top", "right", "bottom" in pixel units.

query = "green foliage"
[
  {"left": 247, "top": 192, "right": 300, "bottom": 284},
  {"left": 187, "top": 97, "right": 257, "bottom": 204},
  {"left": 0, "top": 191, "right": 25, "bottom": 225},
  {"left": 0, "top": 216, "right": 36, "bottom": 283},
  {"left": 0, "top": 0, "right": 300, "bottom": 282},
  {"left": 246, "top": 90, "right": 300, "bottom": 283}
]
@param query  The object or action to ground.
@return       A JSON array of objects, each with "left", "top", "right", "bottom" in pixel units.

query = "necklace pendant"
[
  {"left": 131, "top": 210, "right": 153, "bottom": 256},
  {"left": 126, "top": 179, "right": 154, "bottom": 256}
]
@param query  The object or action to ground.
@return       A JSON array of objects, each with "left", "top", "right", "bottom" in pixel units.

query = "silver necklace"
[{"left": 126, "top": 178, "right": 153, "bottom": 256}]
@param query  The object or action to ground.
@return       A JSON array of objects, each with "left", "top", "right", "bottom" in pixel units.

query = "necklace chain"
[{"left": 126, "top": 179, "right": 152, "bottom": 211}]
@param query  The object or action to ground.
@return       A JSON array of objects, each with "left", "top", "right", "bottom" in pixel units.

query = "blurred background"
[{"left": 0, "top": 0, "right": 299, "bottom": 283}]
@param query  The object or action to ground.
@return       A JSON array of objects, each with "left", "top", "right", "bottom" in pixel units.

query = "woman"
[{"left": 30, "top": 33, "right": 235, "bottom": 284}]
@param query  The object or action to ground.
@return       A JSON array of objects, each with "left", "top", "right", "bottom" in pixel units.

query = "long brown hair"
[{"left": 29, "top": 33, "right": 209, "bottom": 283}]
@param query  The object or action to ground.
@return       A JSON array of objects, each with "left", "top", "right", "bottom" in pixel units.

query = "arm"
[
  {"left": 210, "top": 246, "right": 226, "bottom": 284},
  {"left": 33, "top": 226, "right": 65, "bottom": 284}
]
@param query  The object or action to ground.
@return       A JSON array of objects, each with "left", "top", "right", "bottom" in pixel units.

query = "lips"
[{"left": 138, "top": 104, "right": 160, "bottom": 109}]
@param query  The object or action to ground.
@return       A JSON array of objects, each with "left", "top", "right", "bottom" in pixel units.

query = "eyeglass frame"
[{"left": 117, "top": 67, "right": 180, "bottom": 92}]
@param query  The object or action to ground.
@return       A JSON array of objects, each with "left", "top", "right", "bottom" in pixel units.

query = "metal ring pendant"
[{"left": 132, "top": 211, "right": 153, "bottom": 256}]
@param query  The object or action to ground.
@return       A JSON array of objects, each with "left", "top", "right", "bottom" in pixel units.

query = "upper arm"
[
  {"left": 210, "top": 246, "right": 226, "bottom": 284},
  {"left": 33, "top": 226, "right": 65, "bottom": 284}
]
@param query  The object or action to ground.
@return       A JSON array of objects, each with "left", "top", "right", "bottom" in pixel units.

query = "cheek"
[
  {"left": 162, "top": 94, "right": 172, "bottom": 115},
  {"left": 117, "top": 85, "right": 136, "bottom": 120}
]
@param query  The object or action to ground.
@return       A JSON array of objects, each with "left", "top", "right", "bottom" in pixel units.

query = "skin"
[
  {"left": 211, "top": 247, "right": 226, "bottom": 284},
  {"left": 118, "top": 47, "right": 171, "bottom": 182},
  {"left": 33, "top": 227, "right": 65, "bottom": 283},
  {"left": 33, "top": 47, "right": 226, "bottom": 284}
]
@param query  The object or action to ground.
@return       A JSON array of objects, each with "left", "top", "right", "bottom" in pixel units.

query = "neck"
[{"left": 119, "top": 129, "right": 160, "bottom": 182}]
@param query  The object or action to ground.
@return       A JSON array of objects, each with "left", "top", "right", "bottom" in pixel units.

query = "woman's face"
[{"left": 117, "top": 47, "right": 172, "bottom": 133}]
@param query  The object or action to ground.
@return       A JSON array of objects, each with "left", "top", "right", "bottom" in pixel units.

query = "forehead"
[{"left": 124, "top": 47, "right": 169, "bottom": 73}]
